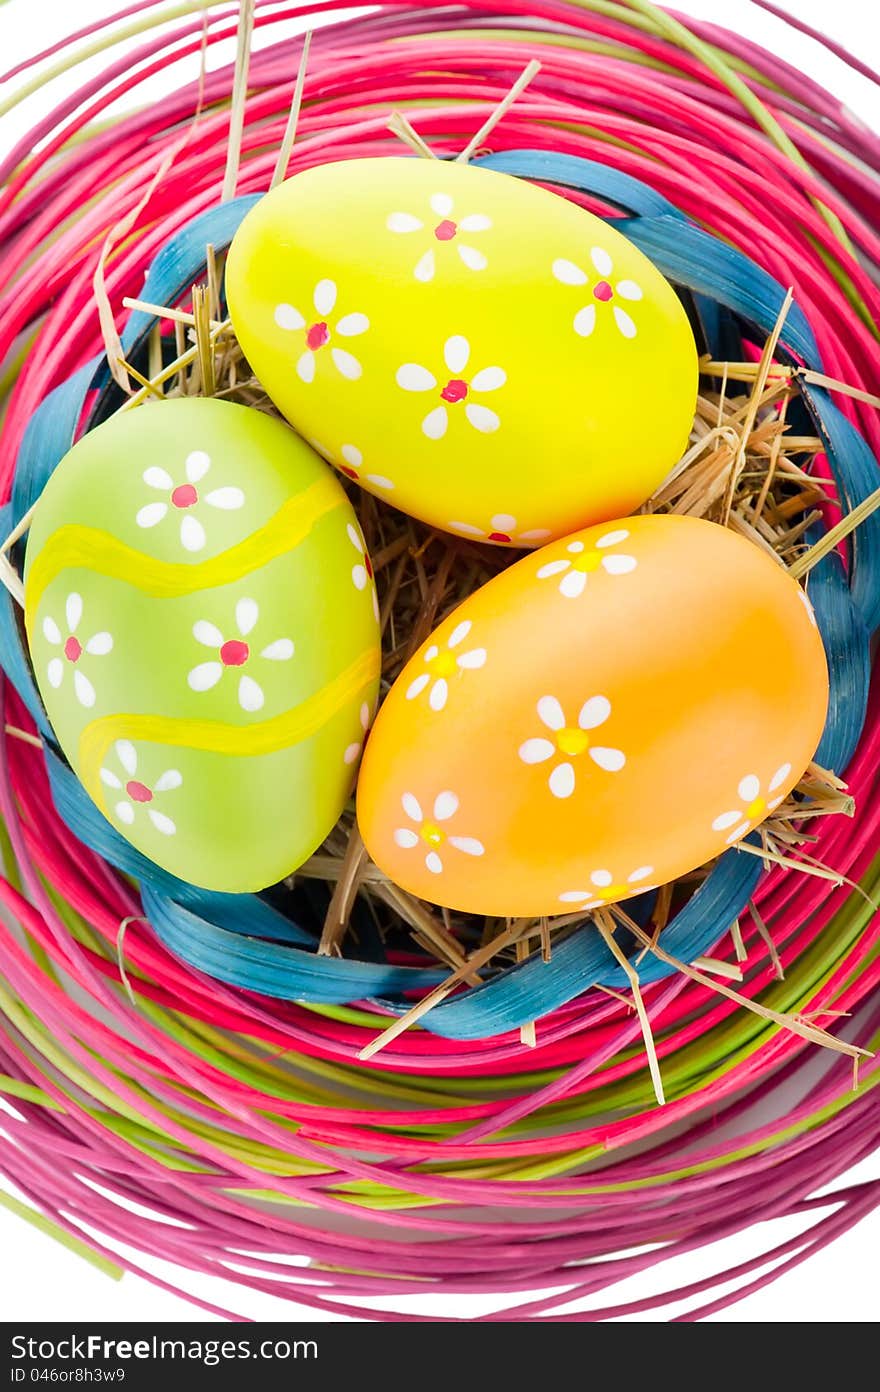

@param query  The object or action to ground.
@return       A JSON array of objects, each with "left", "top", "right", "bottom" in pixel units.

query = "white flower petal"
[
  {"left": 591, "top": 245, "right": 613, "bottom": 276},
  {"left": 573, "top": 304, "right": 596, "bottom": 338},
  {"left": 115, "top": 801, "right": 135, "bottom": 826},
  {"left": 148, "top": 810, "right": 176, "bottom": 836},
  {"left": 313, "top": 278, "right": 336, "bottom": 316},
  {"left": 768, "top": 795, "right": 785, "bottom": 812},
  {"left": 559, "top": 891, "right": 591, "bottom": 904},
  {"left": 236, "top": 597, "right": 259, "bottom": 637},
  {"left": 297, "top": 350, "right": 316, "bottom": 384},
  {"left": 73, "top": 669, "right": 96, "bottom": 708},
  {"left": 591, "top": 869, "right": 613, "bottom": 888},
  {"left": 331, "top": 348, "right": 362, "bottom": 380},
  {"left": 180, "top": 514, "right": 206, "bottom": 553},
  {"left": 429, "top": 678, "right": 448, "bottom": 711},
  {"left": 193, "top": 620, "right": 224, "bottom": 648},
  {"left": 352, "top": 563, "right": 368, "bottom": 591},
  {"left": 261, "top": 638, "right": 294, "bottom": 661},
  {"left": 359, "top": 702, "right": 371, "bottom": 731},
  {"left": 366, "top": 474, "right": 395, "bottom": 490},
  {"left": 395, "top": 828, "right": 419, "bottom": 849},
  {"left": 397, "top": 363, "right": 437, "bottom": 392},
  {"left": 449, "top": 836, "right": 484, "bottom": 856},
  {"left": 713, "top": 810, "right": 742, "bottom": 831},
  {"left": 519, "top": 738, "right": 554, "bottom": 765},
  {"left": 422, "top": 406, "right": 448, "bottom": 440},
  {"left": 238, "top": 675, "right": 264, "bottom": 713},
  {"left": 274, "top": 303, "right": 305, "bottom": 330},
  {"left": 616, "top": 279, "right": 643, "bottom": 302},
  {"left": 185, "top": 450, "right": 211, "bottom": 483},
  {"left": 549, "top": 762, "right": 576, "bottom": 799},
  {"left": 344, "top": 742, "right": 362, "bottom": 766},
  {"left": 434, "top": 791, "right": 459, "bottom": 821},
  {"left": 425, "top": 850, "right": 444, "bottom": 874},
  {"left": 430, "top": 192, "right": 453, "bottom": 217},
  {"left": 188, "top": 661, "right": 223, "bottom": 692},
  {"left": 341, "top": 444, "right": 363, "bottom": 469},
  {"left": 738, "top": 775, "right": 761, "bottom": 802},
  {"left": 100, "top": 768, "right": 122, "bottom": 790},
  {"left": 559, "top": 569, "right": 587, "bottom": 598},
  {"left": 537, "top": 558, "right": 570, "bottom": 579},
  {"left": 136, "top": 501, "right": 168, "bottom": 530},
  {"left": 602, "top": 554, "right": 637, "bottom": 575},
  {"left": 336, "top": 312, "right": 369, "bottom": 337},
  {"left": 590, "top": 746, "right": 626, "bottom": 772},
  {"left": 629, "top": 866, "right": 655, "bottom": 883},
  {"left": 143, "top": 466, "right": 173, "bottom": 491},
  {"left": 464, "top": 403, "right": 500, "bottom": 433},
  {"left": 85, "top": 632, "right": 113, "bottom": 656},
  {"left": 459, "top": 214, "right": 491, "bottom": 232},
  {"left": 490, "top": 514, "right": 517, "bottom": 531},
  {"left": 153, "top": 769, "right": 183, "bottom": 793},
  {"left": 205, "top": 486, "right": 245, "bottom": 511},
  {"left": 66, "top": 593, "right": 83, "bottom": 633},
  {"left": 46, "top": 657, "right": 64, "bottom": 689},
  {"left": 769, "top": 762, "right": 793, "bottom": 792},
  {"left": 402, "top": 793, "right": 423, "bottom": 824},
  {"left": 116, "top": 740, "right": 137, "bottom": 776},
  {"left": 553, "top": 258, "right": 588, "bottom": 286},
  {"left": 458, "top": 244, "right": 487, "bottom": 271},
  {"left": 444, "top": 335, "right": 470, "bottom": 374},
  {"left": 448, "top": 521, "right": 483, "bottom": 536},
  {"left": 42, "top": 617, "right": 62, "bottom": 645},
  {"left": 568, "top": 541, "right": 586, "bottom": 553},
  {"left": 387, "top": 211, "right": 423, "bottom": 233},
  {"left": 470, "top": 366, "right": 506, "bottom": 393},
  {"left": 407, "top": 673, "right": 430, "bottom": 701},
  {"left": 457, "top": 648, "right": 486, "bottom": 670},
  {"left": 414, "top": 249, "right": 435, "bottom": 283},
  {"left": 596, "top": 529, "right": 630, "bottom": 548},
  {"left": 448, "top": 620, "right": 472, "bottom": 649},
  {"left": 579, "top": 695, "right": 611, "bottom": 730},
  {"left": 424, "top": 646, "right": 439, "bottom": 663},
  {"left": 347, "top": 522, "right": 365, "bottom": 555},
  {"left": 726, "top": 821, "right": 751, "bottom": 845},
  {"left": 537, "top": 695, "right": 565, "bottom": 731},
  {"left": 613, "top": 306, "right": 637, "bottom": 339}
]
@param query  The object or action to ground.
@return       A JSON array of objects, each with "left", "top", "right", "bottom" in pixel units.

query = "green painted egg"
[{"left": 24, "top": 397, "right": 381, "bottom": 893}]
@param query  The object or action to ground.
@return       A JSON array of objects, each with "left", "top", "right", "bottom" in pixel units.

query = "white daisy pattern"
[
  {"left": 519, "top": 694, "right": 626, "bottom": 799},
  {"left": 347, "top": 522, "right": 380, "bottom": 622},
  {"left": 447, "top": 513, "right": 551, "bottom": 547},
  {"left": 274, "top": 278, "right": 369, "bottom": 384},
  {"left": 186, "top": 597, "right": 294, "bottom": 713},
  {"left": 343, "top": 701, "right": 374, "bottom": 767},
  {"left": 552, "top": 247, "right": 644, "bottom": 340},
  {"left": 406, "top": 620, "right": 487, "bottom": 713},
  {"left": 559, "top": 866, "right": 656, "bottom": 912},
  {"left": 386, "top": 192, "right": 492, "bottom": 282},
  {"left": 42, "top": 593, "right": 112, "bottom": 709},
  {"left": 393, "top": 790, "right": 485, "bottom": 875},
  {"left": 100, "top": 740, "right": 181, "bottom": 837},
  {"left": 135, "top": 449, "right": 244, "bottom": 554},
  {"left": 711, "top": 765, "right": 793, "bottom": 845},
  {"left": 396, "top": 335, "right": 505, "bottom": 440},
  {"left": 537, "top": 529, "right": 637, "bottom": 599}
]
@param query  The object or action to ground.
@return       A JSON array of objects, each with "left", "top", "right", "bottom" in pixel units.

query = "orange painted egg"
[{"left": 356, "top": 515, "right": 829, "bottom": 917}]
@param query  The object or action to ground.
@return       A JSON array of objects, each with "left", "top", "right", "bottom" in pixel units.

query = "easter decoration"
[{"left": 0, "top": 0, "right": 879, "bottom": 1326}]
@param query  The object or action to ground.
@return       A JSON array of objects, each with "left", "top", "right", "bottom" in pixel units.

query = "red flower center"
[
  {"left": 220, "top": 639, "right": 250, "bottom": 667},
  {"left": 64, "top": 636, "right": 82, "bottom": 663},
  {"left": 340, "top": 465, "right": 359, "bottom": 481},
  {"left": 306, "top": 321, "right": 331, "bottom": 351},
  {"left": 364, "top": 554, "right": 374, "bottom": 580},
  {"left": 441, "top": 378, "right": 469, "bottom": 404},
  {"left": 171, "top": 484, "right": 198, "bottom": 509},
  {"left": 434, "top": 219, "right": 458, "bottom": 241},
  {"left": 593, "top": 281, "right": 614, "bottom": 302},
  {"left": 488, "top": 531, "right": 512, "bottom": 544},
  {"left": 126, "top": 780, "right": 153, "bottom": 804}
]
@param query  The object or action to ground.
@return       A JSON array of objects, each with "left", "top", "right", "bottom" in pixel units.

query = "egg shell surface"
[
  {"left": 225, "top": 156, "right": 698, "bottom": 546},
  {"left": 356, "top": 514, "right": 829, "bottom": 917},
  {"left": 24, "top": 397, "right": 381, "bottom": 893}
]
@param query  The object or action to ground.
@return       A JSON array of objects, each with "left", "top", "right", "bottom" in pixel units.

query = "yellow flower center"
[
  {"left": 421, "top": 822, "right": 445, "bottom": 846},
  {"left": 556, "top": 727, "right": 590, "bottom": 757},
  {"left": 599, "top": 883, "right": 628, "bottom": 901},
  {"left": 572, "top": 550, "right": 602, "bottom": 574},
  {"left": 427, "top": 651, "right": 457, "bottom": 678},
  {"left": 746, "top": 795, "right": 766, "bottom": 820}
]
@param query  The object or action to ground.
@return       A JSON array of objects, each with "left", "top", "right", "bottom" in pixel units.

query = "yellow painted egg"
[
  {"left": 356, "top": 515, "right": 828, "bottom": 917},
  {"left": 24, "top": 397, "right": 381, "bottom": 893},
  {"left": 226, "top": 157, "right": 698, "bottom": 545}
]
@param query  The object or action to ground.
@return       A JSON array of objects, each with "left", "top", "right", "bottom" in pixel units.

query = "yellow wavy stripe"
[
  {"left": 79, "top": 647, "right": 380, "bottom": 811},
  {"left": 25, "top": 472, "right": 343, "bottom": 624}
]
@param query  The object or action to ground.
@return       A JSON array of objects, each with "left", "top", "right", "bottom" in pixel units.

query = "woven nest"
[{"left": 0, "top": 0, "right": 879, "bottom": 1322}]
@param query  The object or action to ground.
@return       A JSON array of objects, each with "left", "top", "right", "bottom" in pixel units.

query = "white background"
[{"left": 0, "top": 0, "right": 878, "bottom": 1323}]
